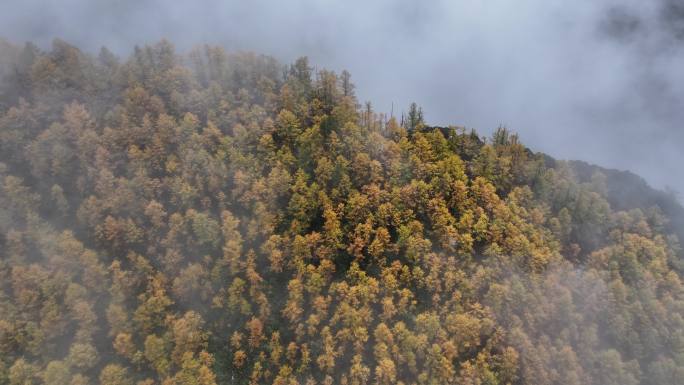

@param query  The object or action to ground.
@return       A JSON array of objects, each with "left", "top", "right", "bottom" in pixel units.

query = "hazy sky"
[{"left": 1, "top": 0, "right": 683, "bottom": 194}]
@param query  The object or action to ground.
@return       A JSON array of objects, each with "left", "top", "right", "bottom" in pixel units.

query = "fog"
[{"left": 1, "top": 0, "right": 683, "bottom": 195}]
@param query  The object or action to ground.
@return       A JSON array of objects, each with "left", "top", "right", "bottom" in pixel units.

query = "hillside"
[
  {"left": 568, "top": 160, "right": 684, "bottom": 250},
  {"left": 0, "top": 39, "right": 683, "bottom": 385}
]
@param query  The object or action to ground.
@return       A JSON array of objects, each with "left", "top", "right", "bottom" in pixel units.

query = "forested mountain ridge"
[{"left": 0, "top": 39, "right": 683, "bottom": 385}]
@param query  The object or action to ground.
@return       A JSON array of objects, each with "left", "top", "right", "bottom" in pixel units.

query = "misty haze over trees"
[{"left": 0, "top": 38, "right": 684, "bottom": 385}]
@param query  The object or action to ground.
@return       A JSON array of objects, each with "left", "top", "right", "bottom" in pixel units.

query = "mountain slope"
[
  {"left": 569, "top": 160, "right": 684, "bottom": 251},
  {"left": 0, "top": 39, "right": 683, "bottom": 385}
]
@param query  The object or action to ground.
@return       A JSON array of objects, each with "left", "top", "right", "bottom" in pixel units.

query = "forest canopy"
[{"left": 0, "top": 39, "right": 683, "bottom": 385}]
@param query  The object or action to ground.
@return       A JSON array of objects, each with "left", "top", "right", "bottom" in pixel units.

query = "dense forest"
[{"left": 0, "top": 38, "right": 683, "bottom": 385}]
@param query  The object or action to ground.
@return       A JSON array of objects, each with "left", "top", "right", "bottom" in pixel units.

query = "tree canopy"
[{"left": 0, "top": 39, "right": 683, "bottom": 385}]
